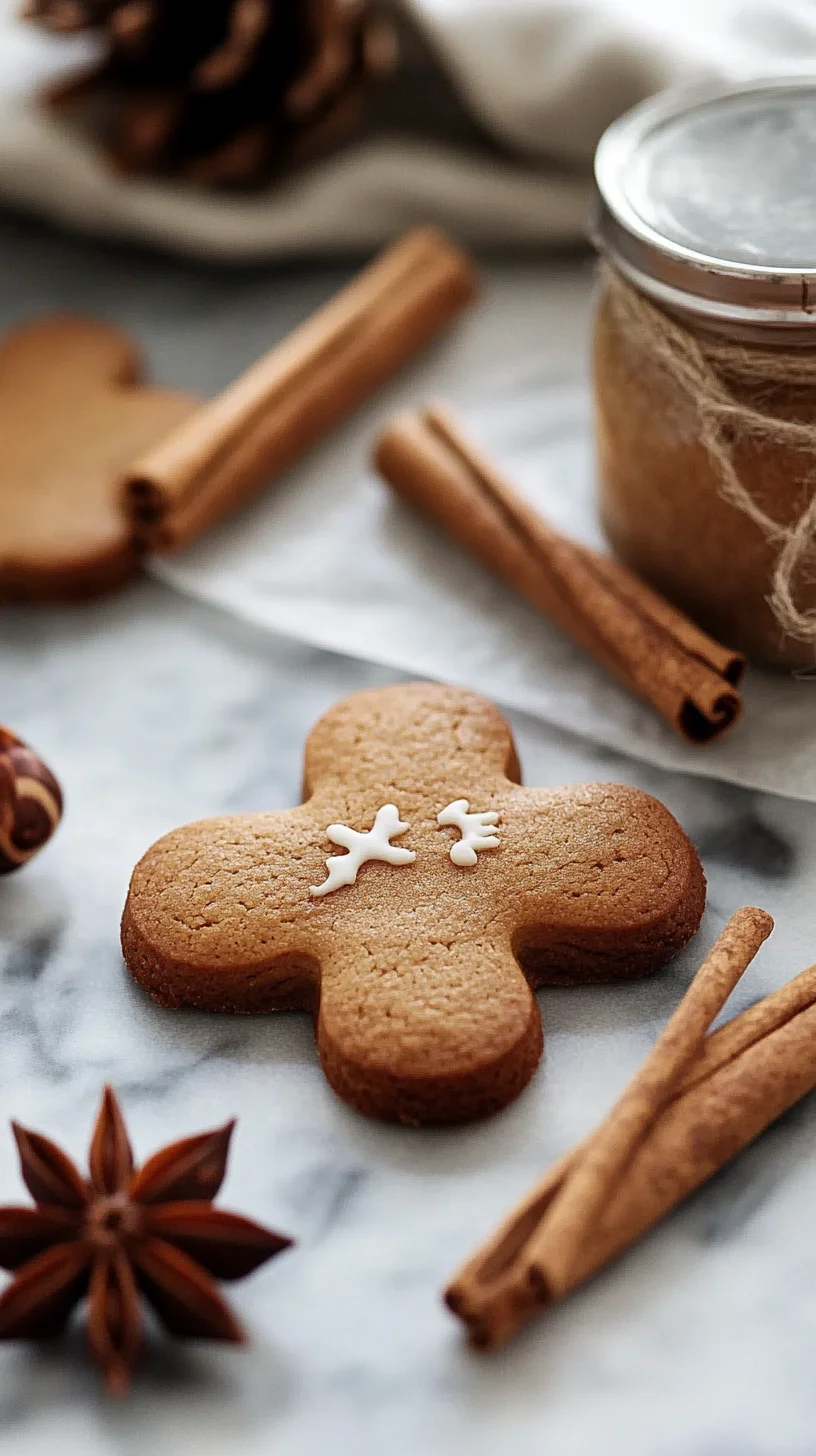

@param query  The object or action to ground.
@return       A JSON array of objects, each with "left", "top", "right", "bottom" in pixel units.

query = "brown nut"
[{"left": 0, "top": 727, "right": 63, "bottom": 873}]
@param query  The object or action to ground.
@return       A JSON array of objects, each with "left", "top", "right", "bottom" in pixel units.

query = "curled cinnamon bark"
[
  {"left": 524, "top": 907, "right": 772, "bottom": 1302},
  {"left": 374, "top": 406, "right": 746, "bottom": 744},
  {"left": 445, "top": 910, "right": 816, "bottom": 1351},
  {"left": 125, "top": 230, "right": 477, "bottom": 551}
]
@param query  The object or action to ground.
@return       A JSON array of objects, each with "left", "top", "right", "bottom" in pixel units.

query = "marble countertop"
[{"left": 2, "top": 213, "right": 816, "bottom": 1456}]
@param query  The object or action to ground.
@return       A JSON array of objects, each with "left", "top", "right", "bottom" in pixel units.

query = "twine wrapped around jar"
[{"left": 601, "top": 262, "right": 816, "bottom": 651}]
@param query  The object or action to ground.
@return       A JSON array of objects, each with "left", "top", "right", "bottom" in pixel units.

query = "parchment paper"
[{"left": 152, "top": 267, "right": 815, "bottom": 803}]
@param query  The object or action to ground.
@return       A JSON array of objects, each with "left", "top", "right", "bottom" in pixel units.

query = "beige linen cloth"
[{"left": 0, "top": 0, "right": 815, "bottom": 257}]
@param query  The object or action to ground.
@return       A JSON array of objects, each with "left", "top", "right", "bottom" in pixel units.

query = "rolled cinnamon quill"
[
  {"left": 526, "top": 907, "right": 772, "bottom": 1302},
  {"left": 446, "top": 913, "right": 816, "bottom": 1351},
  {"left": 374, "top": 406, "right": 746, "bottom": 744},
  {"left": 125, "top": 229, "right": 478, "bottom": 550}
]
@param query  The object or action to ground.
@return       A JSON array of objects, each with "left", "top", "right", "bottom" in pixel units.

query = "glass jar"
[{"left": 592, "top": 78, "right": 816, "bottom": 668}]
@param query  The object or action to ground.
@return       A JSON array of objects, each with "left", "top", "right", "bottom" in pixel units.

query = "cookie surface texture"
[
  {"left": 0, "top": 317, "right": 197, "bottom": 601},
  {"left": 122, "top": 683, "right": 706, "bottom": 1125}
]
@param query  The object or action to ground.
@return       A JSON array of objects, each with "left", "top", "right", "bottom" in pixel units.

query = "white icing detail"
[
  {"left": 437, "top": 799, "right": 501, "bottom": 867},
  {"left": 310, "top": 804, "right": 416, "bottom": 898}
]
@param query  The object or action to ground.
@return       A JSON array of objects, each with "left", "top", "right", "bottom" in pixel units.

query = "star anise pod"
[{"left": 0, "top": 1088, "right": 293, "bottom": 1393}]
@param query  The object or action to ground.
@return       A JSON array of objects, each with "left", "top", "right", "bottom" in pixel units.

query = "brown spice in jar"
[{"left": 594, "top": 263, "right": 816, "bottom": 669}]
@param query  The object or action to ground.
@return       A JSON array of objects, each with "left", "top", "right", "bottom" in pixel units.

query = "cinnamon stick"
[
  {"left": 124, "top": 230, "right": 478, "bottom": 550},
  {"left": 682, "top": 955, "right": 816, "bottom": 1092},
  {"left": 374, "top": 406, "right": 745, "bottom": 744},
  {"left": 523, "top": 908, "right": 772, "bottom": 1302},
  {"left": 446, "top": 919, "right": 816, "bottom": 1351}
]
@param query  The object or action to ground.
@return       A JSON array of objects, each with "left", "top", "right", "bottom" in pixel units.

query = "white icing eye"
[
  {"left": 310, "top": 804, "right": 416, "bottom": 898},
  {"left": 437, "top": 800, "right": 501, "bottom": 867}
]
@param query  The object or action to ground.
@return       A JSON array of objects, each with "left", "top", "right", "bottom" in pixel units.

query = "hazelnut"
[{"left": 0, "top": 727, "right": 63, "bottom": 874}]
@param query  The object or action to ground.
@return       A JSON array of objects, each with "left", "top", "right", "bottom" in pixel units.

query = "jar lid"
[{"left": 594, "top": 77, "right": 816, "bottom": 327}]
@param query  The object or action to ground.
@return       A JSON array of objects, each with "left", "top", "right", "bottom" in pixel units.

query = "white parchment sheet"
[{"left": 152, "top": 266, "right": 815, "bottom": 803}]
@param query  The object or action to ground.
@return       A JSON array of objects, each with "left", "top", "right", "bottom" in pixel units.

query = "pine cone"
[{"left": 24, "top": 0, "right": 397, "bottom": 186}]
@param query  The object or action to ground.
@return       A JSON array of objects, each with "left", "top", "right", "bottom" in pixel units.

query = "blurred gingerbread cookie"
[
  {"left": 0, "top": 316, "right": 197, "bottom": 602},
  {"left": 0, "top": 727, "right": 63, "bottom": 873}
]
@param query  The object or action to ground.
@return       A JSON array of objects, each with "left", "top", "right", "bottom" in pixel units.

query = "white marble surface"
[
  {"left": 5, "top": 581, "right": 816, "bottom": 1456},
  {"left": 1, "top": 215, "right": 816, "bottom": 1454}
]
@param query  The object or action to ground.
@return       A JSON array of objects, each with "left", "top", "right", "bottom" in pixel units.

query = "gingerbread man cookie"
[
  {"left": 0, "top": 317, "right": 197, "bottom": 601},
  {"left": 122, "top": 683, "right": 706, "bottom": 1125}
]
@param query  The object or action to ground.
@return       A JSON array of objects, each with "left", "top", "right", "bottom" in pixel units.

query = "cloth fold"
[{"left": 1, "top": 0, "right": 816, "bottom": 257}]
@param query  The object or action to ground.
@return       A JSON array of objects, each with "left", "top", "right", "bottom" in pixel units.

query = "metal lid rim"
[{"left": 594, "top": 73, "right": 816, "bottom": 314}]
